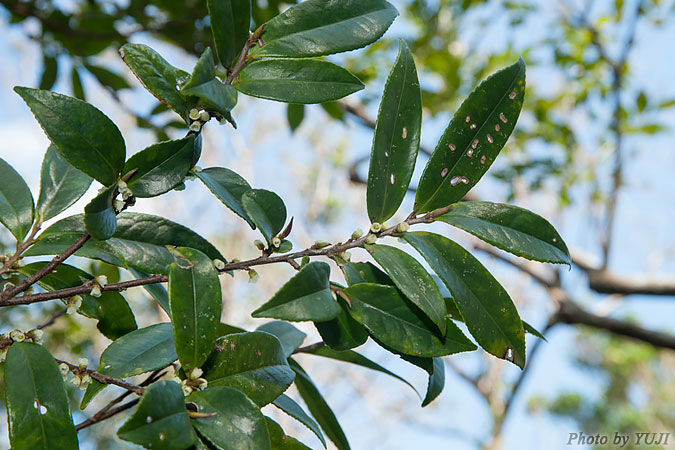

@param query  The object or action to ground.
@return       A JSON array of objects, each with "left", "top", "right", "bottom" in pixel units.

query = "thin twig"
[
  {"left": 37, "top": 308, "right": 67, "bottom": 330},
  {"left": 75, "top": 399, "right": 139, "bottom": 432},
  {"left": 55, "top": 358, "right": 145, "bottom": 395}
]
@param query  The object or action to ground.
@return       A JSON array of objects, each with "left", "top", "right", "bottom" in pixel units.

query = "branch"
[
  {"left": 225, "top": 24, "right": 265, "bottom": 85},
  {"left": 75, "top": 399, "right": 139, "bottom": 432},
  {"left": 55, "top": 358, "right": 145, "bottom": 395}
]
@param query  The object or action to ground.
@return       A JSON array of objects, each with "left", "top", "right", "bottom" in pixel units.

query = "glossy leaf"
[
  {"left": 181, "top": 47, "right": 238, "bottom": 114},
  {"left": 19, "top": 262, "right": 137, "bottom": 340},
  {"left": 118, "top": 380, "right": 196, "bottom": 449},
  {"left": 344, "top": 283, "right": 476, "bottom": 357},
  {"left": 37, "top": 145, "right": 92, "bottom": 221},
  {"left": 242, "top": 188, "right": 286, "bottom": 244},
  {"left": 272, "top": 394, "right": 326, "bottom": 447},
  {"left": 188, "top": 387, "right": 270, "bottom": 450},
  {"left": 130, "top": 268, "right": 171, "bottom": 317},
  {"left": 124, "top": 135, "right": 198, "bottom": 198},
  {"left": 366, "top": 244, "right": 447, "bottom": 335},
  {"left": 414, "top": 58, "right": 526, "bottom": 213},
  {"left": 15, "top": 86, "right": 125, "bottom": 186},
  {"left": 342, "top": 261, "right": 394, "bottom": 286},
  {"left": 251, "top": 0, "right": 398, "bottom": 58},
  {"left": 81, "top": 323, "right": 176, "bottom": 408},
  {"left": 289, "top": 359, "right": 350, "bottom": 450},
  {"left": 436, "top": 201, "right": 570, "bottom": 264},
  {"left": 314, "top": 296, "right": 368, "bottom": 351},
  {"left": 266, "top": 417, "right": 312, "bottom": 450},
  {"left": 256, "top": 321, "right": 307, "bottom": 358},
  {"left": 26, "top": 212, "right": 225, "bottom": 274},
  {"left": 367, "top": 40, "right": 421, "bottom": 223},
  {"left": 202, "top": 331, "right": 294, "bottom": 406},
  {"left": 169, "top": 247, "right": 222, "bottom": 370},
  {"left": 287, "top": 103, "right": 305, "bottom": 131},
  {"left": 207, "top": 0, "right": 251, "bottom": 67},
  {"left": 234, "top": 58, "right": 364, "bottom": 104},
  {"left": 0, "top": 158, "right": 34, "bottom": 241},
  {"left": 84, "top": 183, "right": 116, "bottom": 240},
  {"left": 4, "top": 343, "right": 78, "bottom": 450},
  {"left": 421, "top": 358, "right": 445, "bottom": 407},
  {"left": 120, "top": 43, "right": 191, "bottom": 120},
  {"left": 404, "top": 231, "right": 526, "bottom": 368},
  {"left": 195, "top": 167, "right": 254, "bottom": 228},
  {"left": 252, "top": 262, "right": 339, "bottom": 322}
]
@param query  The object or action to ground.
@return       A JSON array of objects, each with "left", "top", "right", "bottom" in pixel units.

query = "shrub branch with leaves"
[{"left": 0, "top": 0, "right": 570, "bottom": 448}]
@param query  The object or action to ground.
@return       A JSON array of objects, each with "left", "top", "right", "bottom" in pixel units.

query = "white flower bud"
[
  {"left": 10, "top": 330, "right": 25, "bottom": 342},
  {"left": 351, "top": 228, "right": 364, "bottom": 240},
  {"left": 370, "top": 222, "right": 382, "bottom": 233},
  {"left": 80, "top": 374, "right": 91, "bottom": 389},
  {"left": 189, "top": 368, "right": 203, "bottom": 380},
  {"left": 271, "top": 237, "right": 281, "bottom": 248},
  {"left": 59, "top": 363, "right": 70, "bottom": 375},
  {"left": 70, "top": 376, "right": 81, "bottom": 387},
  {"left": 189, "top": 121, "right": 202, "bottom": 132},
  {"left": 78, "top": 358, "right": 88, "bottom": 369},
  {"left": 73, "top": 295, "right": 82, "bottom": 308},
  {"left": 196, "top": 378, "right": 208, "bottom": 390},
  {"left": 396, "top": 222, "right": 410, "bottom": 233},
  {"left": 182, "top": 385, "right": 193, "bottom": 396},
  {"left": 95, "top": 275, "right": 108, "bottom": 286},
  {"left": 31, "top": 329, "right": 44, "bottom": 342},
  {"left": 192, "top": 165, "right": 203, "bottom": 173},
  {"left": 15, "top": 259, "right": 25, "bottom": 268},
  {"left": 313, "top": 241, "right": 331, "bottom": 249},
  {"left": 90, "top": 284, "right": 102, "bottom": 297},
  {"left": 213, "top": 259, "right": 225, "bottom": 270},
  {"left": 66, "top": 305, "right": 77, "bottom": 315},
  {"left": 365, "top": 234, "right": 378, "bottom": 245},
  {"left": 189, "top": 109, "right": 200, "bottom": 120},
  {"left": 113, "top": 199, "right": 125, "bottom": 212},
  {"left": 199, "top": 110, "right": 210, "bottom": 122}
]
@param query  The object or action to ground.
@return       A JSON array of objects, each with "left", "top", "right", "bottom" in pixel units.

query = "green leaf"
[
  {"left": 84, "top": 63, "right": 132, "bottom": 91},
  {"left": 120, "top": 43, "right": 191, "bottom": 120},
  {"left": 181, "top": 47, "right": 238, "bottom": 115},
  {"left": 207, "top": 0, "right": 251, "bottom": 67},
  {"left": 289, "top": 359, "right": 350, "bottom": 450},
  {"left": 26, "top": 212, "right": 225, "bottom": 274},
  {"left": 414, "top": 58, "right": 526, "bottom": 213},
  {"left": 81, "top": 323, "right": 176, "bottom": 408},
  {"left": 436, "top": 201, "right": 570, "bottom": 264},
  {"left": 366, "top": 244, "right": 447, "bottom": 335},
  {"left": 84, "top": 183, "right": 117, "bottom": 240},
  {"left": 287, "top": 103, "right": 305, "bottom": 131},
  {"left": 256, "top": 321, "right": 307, "bottom": 358},
  {"left": 202, "top": 331, "right": 295, "bottom": 406},
  {"left": 266, "top": 417, "right": 312, "bottom": 450},
  {"left": 252, "top": 262, "right": 339, "bottom": 322},
  {"left": 188, "top": 387, "right": 270, "bottom": 450},
  {"left": 169, "top": 247, "right": 222, "bottom": 370},
  {"left": 130, "top": 268, "right": 171, "bottom": 317},
  {"left": 124, "top": 135, "right": 198, "bottom": 198},
  {"left": 251, "top": 0, "right": 398, "bottom": 58},
  {"left": 242, "top": 188, "right": 287, "bottom": 244},
  {"left": 234, "top": 58, "right": 364, "bottom": 104},
  {"left": 421, "top": 358, "right": 445, "bottom": 407},
  {"left": 306, "top": 346, "right": 417, "bottom": 396},
  {"left": 344, "top": 283, "right": 476, "bottom": 357},
  {"left": 19, "top": 262, "right": 137, "bottom": 340},
  {"left": 367, "top": 40, "right": 421, "bottom": 223},
  {"left": 523, "top": 321, "right": 548, "bottom": 342},
  {"left": 314, "top": 296, "right": 368, "bottom": 351},
  {"left": 404, "top": 231, "right": 526, "bottom": 368},
  {"left": 4, "top": 343, "right": 78, "bottom": 450},
  {"left": 272, "top": 394, "right": 326, "bottom": 448},
  {"left": 39, "top": 53, "right": 58, "bottom": 90},
  {"left": 342, "top": 261, "right": 394, "bottom": 286},
  {"left": 195, "top": 167, "right": 255, "bottom": 228},
  {"left": 71, "top": 67, "right": 85, "bottom": 100},
  {"left": 37, "top": 145, "right": 92, "bottom": 221},
  {"left": 14, "top": 86, "right": 126, "bottom": 186},
  {"left": 118, "top": 380, "right": 196, "bottom": 449},
  {"left": 0, "top": 158, "right": 34, "bottom": 241}
]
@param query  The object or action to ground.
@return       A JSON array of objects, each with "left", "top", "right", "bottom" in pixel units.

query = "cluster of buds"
[
  {"left": 176, "top": 368, "right": 208, "bottom": 396},
  {"left": 66, "top": 295, "right": 83, "bottom": 315},
  {"left": 113, "top": 181, "right": 134, "bottom": 212},
  {"left": 271, "top": 237, "right": 281, "bottom": 248},
  {"left": 59, "top": 358, "right": 92, "bottom": 390},
  {"left": 89, "top": 275, "right": 108, "bottom": 298},
  {"left": 213, "top": 259, "right": 226, "bottom": 271},
  {"left": 351, "top": 228, "right": 364, "bottom": 240},
  {"left": 0, "top": 252, "right": 24, "bottom": 274},
  {"left": 0, "top": 328, "right": 44, "bottom": 362},
  {"left": 188, "top": 108, "right": 211, "bottom": 132}
]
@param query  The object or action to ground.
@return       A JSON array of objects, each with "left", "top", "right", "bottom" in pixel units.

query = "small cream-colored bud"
[
  {"left": 113, "top": 199, "right": 125, "bottom": 212},
  {"left": 196, "top": 378, "right": 208, "bottom": 390},
  {"left": 182, "top": 385, "right": 193, "bottom": 396},
  {"left": 396, "top": 222, "right": 410, "bottom": 233},
  {"left": 351, "top": 228, "right": 364, "bottom": 240},
  {"left": 254, "top": 240, "right": 266, "bottom": 250},
  {"left": 95, "top": 275, "right": 108, "bottom": 286},
  {"left": 365, "top": 234, "right": 378, "bottom": 245},
  {"left": 313, "top": 240, "right": 331, "bottom": 249},
  {"left": 189, "top": 121, "right": 202, "bottom": 132},
  {"left": 189, "top": 368, "right": 203, "bottom": 380},
  {"left": 0, "top": 350, "right": 6, "bottom": 363},
  {"left": 90, "top": 284, "right": 102, "bottom": 298},
  {"left": 59, "top": 363, "right": 70, "bottom": 375},
  {"left": 15, "top": 259, "right": 25, "bottom": 268},
  {"left": 70, "top": 375, "right": 81, "bottom": 387},
  {"left": 80, "top": 374, "right": 91, "bottom": 389},
  {"left": 199, "top": 110, "right": 210, "bottom": 122},
  {"left": 10, "top": 330, "right": 25, "bottom": 342},
  {"left": 3, "top": 282, "right": 15, "bottom": 292},
  {"left": 73, "top": 295, "right": 82, "bottom": 308},
  {"left": 189, "top": 109, "right": 200, "bottom": 120},
  {"left": 66, "top": 305, "right": 77, "bottom": 315},
  {"left": 370, "top": 222, "right": 382, "bottom": 233},
  {"left": 213, "top": 259, "right": 225, "bottom": 270},
  {"left": 248, "top": 270, "right": 259, "bottom": 283},
  {"left": 78, "top": 358, "right": 88, "bottom": 369},
  {"left": 192, "top": 165, "right": 203, "bottom": 173},
  {"left": 31, "top": 329, "right": 44, "bottom": 342},
  {"left": 271, "top": 237, "right": 281, "bottom": 248},
  {"left": 339, "top": 251, "right": 352, "bottom": 262}
]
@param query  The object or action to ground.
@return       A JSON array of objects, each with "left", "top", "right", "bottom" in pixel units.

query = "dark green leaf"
[
  {"left": 289, "top": 359, "right": 350, "bottom": 450},
  {"left": 207, "top": 0, "right": 251, "bottom": 67},
  {"left": 169, "top": 247, "right": 222, "bottom": 370},
  {"left": 26, "top": 212, "right": 225, "bottom": 274},
  {"left": 15, "top": 86, "right": 125, "bottom": 186},
  {"left": 120, "top": 43, "right": 191, "bottom": 120},
  {"left": 202, "top": 331, "right": 294, "bottom": 406},
  {"left": 266, "top": 417, "right": 312, "bottom": 450},
  {"left": 84, "top": 183, "right": 117, "bottom": 240},
  {"left": 436, "top": 201, "right": 570, "bottom": 264},
  {"left": 71, "top": 67, "right": 85, "bottom": 100},
  {"left": 274, "top": 239, "right": 293, "bottom": 253},
  {"left": 39, "top": 53, "right": 58, "bottom": 90},
  {"left": 366, "top": 244, "right": 447, "bottom": 335},
  {"left": 256, "top": 321, "right": 307, "bottom": 358},
  {"left": 82, "top": 323, "right": 176, "bottom": 408},
  {"left": 181, "top": 47, "right": 238, "bottom": 114},
  {"left": 188, "top": 387, "right": 270, "bottom": 450},
  {"left": 342, "top": 261, "right": 394, "bottom": 286},
  {"left": 404, "top": 231, "right": 526, "bottom": 368},
  {"left": 219, "top": 322, "right": 247, "bottom": 336},
  {"left": 195, "top": 167, "right": 255, "bottom": 228},
  {"left": 37, "top": 145, "right": 92, "bottom": 221},
  {"left": 251, "top": 0, "right": 398, "bottom": 58},
  {"left": 421, "top": 358, "right": 445, "bottom": 407},
  {"left": 367, "top": 40, "right": 421, "bottom": 223},
  {"left": 130, "top": 268, "right": 171, "bottom": 317},
  {"left": 118, "top": 380, "right": 196, "bottom": 449},
  {"left": 272, "top": 395, "right": 325, "bottom": 448},
  {"left": 314, "top": 296, "right": 368, "bottom": 351},
  {"left": 287, "top": 103, "right": 305, "bottom": 131},
  {"left": 234, "top": 58, "right": 364, "bottom": 104},
  {"left": 84, "top": 62, "right": 132, "bottom": 91},
  {"left": 414, "top": 58, "right": 526, "bottom": 213},
  {"left": 242, "top": 188, "right": 287, "bottom": 244},
  {"left": 4, "top": 343, "right": 78, "bottom": 449},
  {"left": 344, "top": 283, "right": 476, "bottom": 357},
  {"left": 637, "top": 90, "right": 647, "bottom": 112},
  {"left": 252, "top": 262, "right": 339, "bottom": 322},
  {"left": 124, "top": 135, "right": 198, "bottom": 198},
  {"left": 523, "top": 321, "right": 548, "bottom": 341},
  {"left": 0, "top": 158, "right": 34, "bottom": 241},
  {"left": 320, "top": 101, "right": 345, "bottom": 121}
]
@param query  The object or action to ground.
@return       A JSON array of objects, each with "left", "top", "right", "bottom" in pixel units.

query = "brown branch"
[
  {"left": 55, "top": 358, "right": 145, "bottom": 395},
  {"left": 293, "top": 342, "right": 325, "bottom": 354},
  {"left": 75, "top": 399, "right": 139, "bottom": 432},
  {"left": 0, "top": 222, "right": 41, "bottom": 276},
  {"left": 225, "top": 24, "right": 265, "bottom": 85},
  {"left": 37, "top": 308, "right": 67, "bottom": 330}
]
